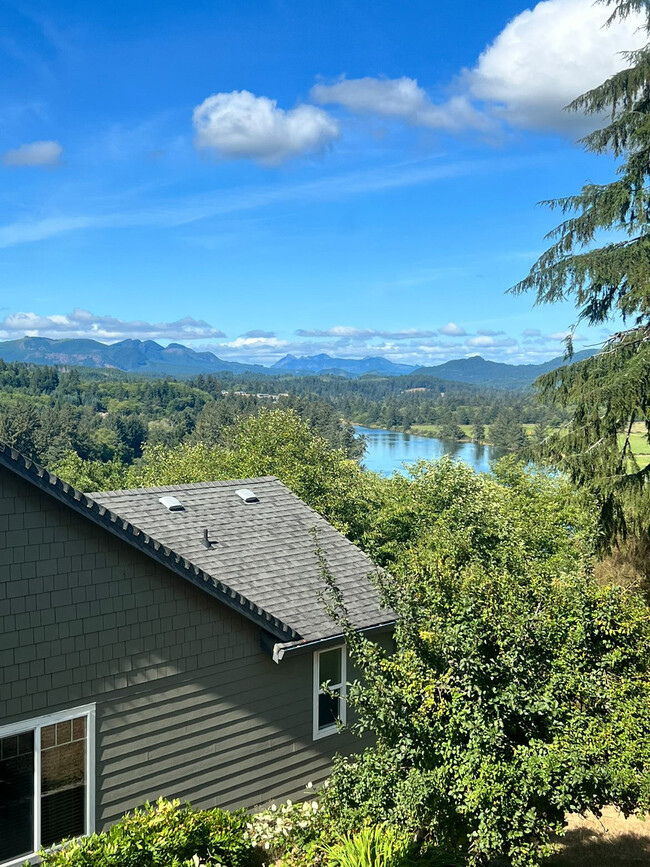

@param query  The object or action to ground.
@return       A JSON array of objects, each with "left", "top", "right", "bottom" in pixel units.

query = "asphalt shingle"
[{"left": 91, "top": 477, "right": 392, "bottom": 644}]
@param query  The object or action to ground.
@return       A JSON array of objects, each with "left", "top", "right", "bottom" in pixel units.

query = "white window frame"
[
  {"left": 313, "top": 644, "right": 346, "bottom": 740},
  {"left": 0, "top": 703, "right": 96, "bottom": 867}
]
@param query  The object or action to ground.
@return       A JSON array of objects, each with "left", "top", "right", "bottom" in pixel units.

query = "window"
[
  {"left": 0, "top": 705, "right": 95, "bottom": 867},
  {"left": 313, "top": 645, "right": 346, "bottom": 740}
]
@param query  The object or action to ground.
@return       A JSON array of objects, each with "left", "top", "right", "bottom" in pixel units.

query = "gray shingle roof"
[{"left": 89, "top": 477, "right": 392, "bottom": 645}]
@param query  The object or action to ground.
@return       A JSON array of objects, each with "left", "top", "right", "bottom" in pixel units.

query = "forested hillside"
[{"left": 0, "top": 358, "right": 567, "bottom": 473}]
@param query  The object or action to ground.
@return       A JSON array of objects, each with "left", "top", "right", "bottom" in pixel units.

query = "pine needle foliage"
[{"left": 511, "top": 0, "right": 650, "bottom": 541}]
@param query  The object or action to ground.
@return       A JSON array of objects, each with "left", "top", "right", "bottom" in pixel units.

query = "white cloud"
[
  {"left": 311, "top": 0, "right": 647, "bottom": 136},
  {"left": 0, "top": 309, "right": 225, "bottom": 341},
  {"left": 2, "top": 140, "right": 63, "bottom": 167},
  {"left": 192, "top": 90, "right": 339, "bottom": 165},
  {"left": 466, "top": 0, "right": 647, "bottom": 131},
  {"left": 466, "top": 335, "right": 518, "bottom": 348},
  {"left": 221, "top": 336, "right": 288, "bottom": 349},
  {"left": 438, "top": 322, "right": 466, "bottom": 336},
  {"left": 296, "top": 326, "right": 437, "bottom": 339},
  {"left": 311, "top": 77, "right": 490, "bottom": 132}
]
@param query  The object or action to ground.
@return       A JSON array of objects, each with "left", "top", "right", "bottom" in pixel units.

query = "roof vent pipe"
[
  {"left": 235, "top": 489, "right": 259, "bottom": 503},
  {"left": 203, "top": 528, "right": 216, "bottom": 549}
]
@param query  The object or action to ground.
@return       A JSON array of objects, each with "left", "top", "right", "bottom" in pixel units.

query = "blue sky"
[{"left": 0, "top": 0, "right": 644, "bottom": 366}]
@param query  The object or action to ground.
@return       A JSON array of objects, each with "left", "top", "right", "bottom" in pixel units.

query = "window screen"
[{"left": 41, "top": 717, "right": 86, "bottom": 848}]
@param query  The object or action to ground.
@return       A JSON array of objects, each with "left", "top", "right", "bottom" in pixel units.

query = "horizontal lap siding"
[{"left": 0, "top": 467, "right": 364, "bottom": 830}]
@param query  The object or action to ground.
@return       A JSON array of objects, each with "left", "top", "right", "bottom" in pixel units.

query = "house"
[{"left": 0, "top": 441, "right": 394, "bottom": 867}]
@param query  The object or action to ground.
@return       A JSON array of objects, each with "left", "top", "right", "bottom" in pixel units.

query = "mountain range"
[
  {"left": 0, "top": 336, "right": 595, "bottom": 387},
  {"left": 414, "top": 349, "right": 596, "bottom": 388},
  {"left": 0, "top": 337, "right": 267, "bottom": 376}
]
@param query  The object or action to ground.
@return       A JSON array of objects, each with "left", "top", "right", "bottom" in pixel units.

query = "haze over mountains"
[{"left": 0, "top": 336, "right": 595, "bottom": 388}]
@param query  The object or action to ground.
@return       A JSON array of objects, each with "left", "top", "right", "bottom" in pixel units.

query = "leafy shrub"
[{"left": 38, "top": 798, "right": 256, "bottom": 867}]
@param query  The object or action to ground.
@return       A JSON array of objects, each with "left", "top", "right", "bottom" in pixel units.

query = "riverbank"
[
  {"left": 353, "top": 424, "right": 504, "bottom": 476},
  {"left": 354, "top": 421, "right": 650, "bottom": 469},
  {"left": 352, "top": 420, "right": 501, "bottom": 447}
]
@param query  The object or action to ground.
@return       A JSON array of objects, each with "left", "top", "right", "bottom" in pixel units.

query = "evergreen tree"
[
  {"left": 511, "top": 0, "right": 650, "bottom": 541},
  {"left": 471, "top": 420, "right": 486, "bottom": 444}
]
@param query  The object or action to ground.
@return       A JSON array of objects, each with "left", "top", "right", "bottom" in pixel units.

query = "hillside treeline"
[
  {"left": 0, "top": 360, "right": 362, "bottom": 468},
  {"left": 0, "top": 359, "right": 569, "bottom": 470}
]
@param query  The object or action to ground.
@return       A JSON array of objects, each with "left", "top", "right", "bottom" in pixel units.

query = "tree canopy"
[
  {"left": 321, "top": 461, "right": 650, "bottom": 867},
  {"left": 511, "top": 0, "right": 650, "bottom": 542}
]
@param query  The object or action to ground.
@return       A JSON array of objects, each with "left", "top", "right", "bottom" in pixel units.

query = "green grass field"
[
  {"left": 409, "top": 421, "right": 650, "bottom": 469},
  {"left": 409, "top": 423, "right": 534, "bottom": 444}
]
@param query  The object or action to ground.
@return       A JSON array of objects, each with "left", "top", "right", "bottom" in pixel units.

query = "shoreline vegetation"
[
  {"left": 353, "top": 420, "right": 650, "bottom": 469},
  {"left": 353, "top": 420, "right": 500, "bottom": 446}
]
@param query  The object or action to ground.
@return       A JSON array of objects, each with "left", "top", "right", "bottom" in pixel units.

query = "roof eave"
[{"left": 262, "top": 618, "right": 397, "bottom": 664}]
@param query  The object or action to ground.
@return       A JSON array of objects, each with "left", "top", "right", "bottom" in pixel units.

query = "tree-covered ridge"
[
  {"left": 0, "top": 360, "right": 365, "bottom": 469},
  {"left": 0, "top": 358, "right": 565, "bottom": 475}
]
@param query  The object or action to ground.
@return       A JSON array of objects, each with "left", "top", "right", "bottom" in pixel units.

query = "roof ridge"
[
  {"left": 88, "top": 476, "right": 280, "bottom": 496},
  {"left": 0, "top": 441, "right": 298, "bottom": 642}
]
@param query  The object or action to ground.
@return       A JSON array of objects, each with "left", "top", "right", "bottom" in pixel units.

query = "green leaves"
[
  {"left": 37, "top": 798, "right": 254, "bottom": 867},
  {"left": 510, "top": 0, "right": 650, "bottom": 542},
  {"left": 321, "top": 461, "right": 650, "bottom": 866}
]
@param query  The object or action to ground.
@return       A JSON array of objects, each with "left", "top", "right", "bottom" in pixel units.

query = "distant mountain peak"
[{"left": 271, "top": 352, "right": 416, "bottom": 376}]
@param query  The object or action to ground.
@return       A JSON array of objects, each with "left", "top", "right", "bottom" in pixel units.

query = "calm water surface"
[{"left": 356, "top": 425, "right": 506, "bottom": 476}]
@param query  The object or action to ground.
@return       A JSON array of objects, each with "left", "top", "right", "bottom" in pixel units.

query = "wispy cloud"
[
  {"left": 2, "top": 140, "right": 63, "bottom": 167},
  {"left": 0, "top": 151, "right": 546, "bottom": 249},
  {"left": 296, "top": 326, "right": 437, "bottom": 339}
]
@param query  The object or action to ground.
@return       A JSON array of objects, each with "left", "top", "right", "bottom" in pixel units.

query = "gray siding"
[{"left": 0, "top": 466, "right": 365, "bottom": 828}]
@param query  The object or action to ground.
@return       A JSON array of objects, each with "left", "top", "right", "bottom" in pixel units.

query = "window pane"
[
  {"left": 72, "top": 718, "right": 86, "bottom": 741},
  {"left": 319, "top": 648, "right": 341, "bottom": 686},
  {"left": 41, "top": 724, "right": 56, "bottom": 750},
  {"left": 318, "top": 691, "right": 340, "bottom": 730},
  {"left": 0, "top": 729, "right": 34, "bottom": 862},
  {"left": 56, "top": 721, "right": 72, "bottom": 745},
  {"left": 41, "top": 718, "right": 86, "bottom": 848}
]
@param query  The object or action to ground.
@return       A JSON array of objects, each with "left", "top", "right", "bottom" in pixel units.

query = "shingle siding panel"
[{"left": 1, "top": 465, "right": 366, "bottom": 830}]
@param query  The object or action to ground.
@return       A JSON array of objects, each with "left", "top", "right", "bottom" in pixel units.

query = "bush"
[{"left": 38, "top": 798, "right": 256, "bottom": 867}]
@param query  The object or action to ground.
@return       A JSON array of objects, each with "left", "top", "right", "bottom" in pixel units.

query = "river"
[{"left": 355, "top": 425, "right": 506, "bottom": 476}]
